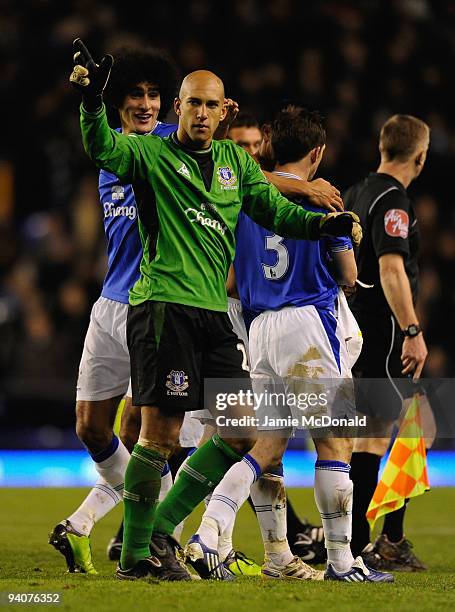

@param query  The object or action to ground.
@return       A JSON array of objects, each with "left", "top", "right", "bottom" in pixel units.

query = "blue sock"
[{"left": 90, "top": 434, "right": 119, "bottom": 463}]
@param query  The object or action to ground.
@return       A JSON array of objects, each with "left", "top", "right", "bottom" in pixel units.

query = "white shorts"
[
  {"left": 227, "top": 297, "right": 250, "bottom": 359},
  {"left": 190, "top": 297, "right": 250, "bottom": 426},
  {"left": 77, "top": 297, "right": 203, "bottom": 447},
  {"left": 249, "top": 304, "right": 355, "bottom": 430},
  {"left": 336, "top": 288, "right": 363, "bottom": 369},
  {"left": 76, "top": 297, "right": 132, "bottom": 401}
]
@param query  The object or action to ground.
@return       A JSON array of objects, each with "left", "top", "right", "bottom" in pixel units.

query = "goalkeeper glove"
[
  {"left": 318, "top": 211, "right": 362, "bottom": 245},
  {"left": 69, "top": 38, "right": 113, "bottom": 112}
]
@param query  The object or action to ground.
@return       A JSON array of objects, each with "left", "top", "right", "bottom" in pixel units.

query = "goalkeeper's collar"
[{"left": 171, "top": 132, "right": 212, "bottom": 156}]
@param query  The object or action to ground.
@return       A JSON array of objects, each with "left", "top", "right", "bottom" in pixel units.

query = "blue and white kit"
[{"left": 233, "top": 172, "right": 361, "bottom": 428}]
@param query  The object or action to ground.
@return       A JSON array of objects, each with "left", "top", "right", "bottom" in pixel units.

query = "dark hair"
[
  {"left": 104, "top": 47, "right": 179, "bottom": 119},
  {"left": 271, "top": 105, "right": 326, "bottom": 165},
  {"left": 380, "top": 114, "right": 429, "bottom": 161},
  {"left": 229, "top": 112, "right": 260, "bottom": 130}
]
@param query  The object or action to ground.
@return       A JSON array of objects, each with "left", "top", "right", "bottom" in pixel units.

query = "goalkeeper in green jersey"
[{"left": 70, "top": 39, "right": 361, "bottom": 581}]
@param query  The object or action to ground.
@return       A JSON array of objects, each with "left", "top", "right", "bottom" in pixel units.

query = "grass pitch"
[{"left": 1, "top": 487, "right": 455, "bottom": 611}]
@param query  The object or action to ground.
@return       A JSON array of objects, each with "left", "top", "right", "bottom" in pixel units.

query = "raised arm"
[
  {"left": 71, "top": 39, "right": 155, "bottom": 183},
  {"left": 80, "top": 105, "right": 152, "bottom": 183}
]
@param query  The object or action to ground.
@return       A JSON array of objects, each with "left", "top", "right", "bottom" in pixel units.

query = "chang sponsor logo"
[
  {"left": 103, "top": 202, "right": 137, "bottom": 220},
  {"left": 201, "top": 202, "right": 218, "bottom": 214},
  {"left": 185, "top": 206, "right": 227, "bottom": 235}
]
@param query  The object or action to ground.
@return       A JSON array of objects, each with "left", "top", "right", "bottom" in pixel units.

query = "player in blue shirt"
[
  {"left": 188, "top": 105, "right": 393, "bottom": 583},
  {"left": 49, "top": 47, "right": 182, "bottom": 576},
  {"left": 227, "top": 117, "right": 328, "bottom": 567}
]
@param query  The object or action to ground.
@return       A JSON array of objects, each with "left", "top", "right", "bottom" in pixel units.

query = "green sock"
[
  {"left": 120, "top": 444, "right": 167, "bottom": 570},
  {"left": 153, "top": 434, "right": 242, "bottom": 536}
]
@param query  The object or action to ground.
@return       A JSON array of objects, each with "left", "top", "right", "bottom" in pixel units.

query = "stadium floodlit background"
[{"left": 2, "top": 0, "right": 455, "bottom": 487}]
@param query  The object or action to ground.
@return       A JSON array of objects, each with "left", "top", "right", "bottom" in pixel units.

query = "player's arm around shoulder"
[
  {"left": 264, "top": 172, "right": 344, "bottom": 212},
  {"left": 232, "top": 143, "right": 323, "bottom": 240},
  {"left": 235, "top": 145, "right": 362, "bottom": 242}
]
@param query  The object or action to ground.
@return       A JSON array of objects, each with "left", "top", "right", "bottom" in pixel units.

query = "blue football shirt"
[{"left": 234, "top": 172, "right": 352, "bottom": 319}]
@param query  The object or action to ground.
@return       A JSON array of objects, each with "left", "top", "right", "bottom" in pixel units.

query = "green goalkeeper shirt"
[{"left": 80, "top": 105, "right": 323, "bottom": 311}]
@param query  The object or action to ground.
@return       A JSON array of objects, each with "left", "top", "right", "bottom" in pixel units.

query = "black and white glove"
[
  {"left": 319, "top": 211, "right": 362, "bottom": 245},
  {"left": 69, "top": 38, "right": 113, "bottom": 112}
]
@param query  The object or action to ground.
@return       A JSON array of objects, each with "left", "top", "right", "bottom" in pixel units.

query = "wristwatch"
[{"left": 402, "top": 324, "right": 421, "bottom": 338}]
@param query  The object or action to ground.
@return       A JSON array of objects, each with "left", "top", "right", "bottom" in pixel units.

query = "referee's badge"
[
  {"left": 384, "top": 209, "right": 409, "bottom": 238},
  {"left": 166, "top": 370, "right": 189, "bottom": 395},
  {"left": 217, "top": 166, "right": 237, "bottom": 189}
]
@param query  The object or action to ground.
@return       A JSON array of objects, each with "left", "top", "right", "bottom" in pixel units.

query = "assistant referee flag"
[{"left": 366, "top": 395, "right": 430, "bottom": 528}]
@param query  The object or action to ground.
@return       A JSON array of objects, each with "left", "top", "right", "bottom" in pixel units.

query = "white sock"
[
  {"left": 197, "top": 454, "right": 261, "bottom": 551},
  {"left": 250, "top": 472, "right": 293, "bottom": 568},
  {"left": 68, "top": 477, "right": 122, "bottom": 536},
  {"left": 218, "top": 525, "right": 234, "bottom": 562},
  {"left": 203, "top": 490, "right": 232, "bottom": 561},
  {"left": 93, "top": 436, "right": 130, "bottom": 494},
  {"left": 314, "top": 460, "right": 355, "bottom": 572},
  {"left": 67, "top": 435, "right": 130, "bottom": 536},
  {"left": 159, "top": 463, "right": 173, "bottom": 502}
]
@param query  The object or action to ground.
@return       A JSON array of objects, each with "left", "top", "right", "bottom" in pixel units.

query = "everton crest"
[
  {"left": 166, "top": 370, "right": 189, "bottom": 395},
  {"left": 217, "top": 166, "right": 237, "bottom": 189}
]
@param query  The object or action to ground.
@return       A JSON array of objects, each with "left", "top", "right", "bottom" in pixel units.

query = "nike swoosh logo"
[{"left": 149, "top": 555, "right": 163, "bottom": 567}]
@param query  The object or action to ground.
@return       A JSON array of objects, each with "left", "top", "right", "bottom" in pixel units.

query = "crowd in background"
[{"left": 1, "top": 0, "right": 455, "bottom": 447}]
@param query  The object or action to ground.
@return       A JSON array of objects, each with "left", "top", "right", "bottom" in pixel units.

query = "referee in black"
[{"left": 344, "top": 115, "right": 430, "bottom": 571}]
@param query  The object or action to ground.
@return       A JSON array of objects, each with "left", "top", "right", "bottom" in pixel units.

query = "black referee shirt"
[{"left": 344, "top": 172, "right": 419, "bottom": 319}]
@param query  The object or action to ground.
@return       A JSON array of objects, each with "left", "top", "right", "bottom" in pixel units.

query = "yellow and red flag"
[{"left": 366, "top": 395, "right": 430, "bottom": 528}]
